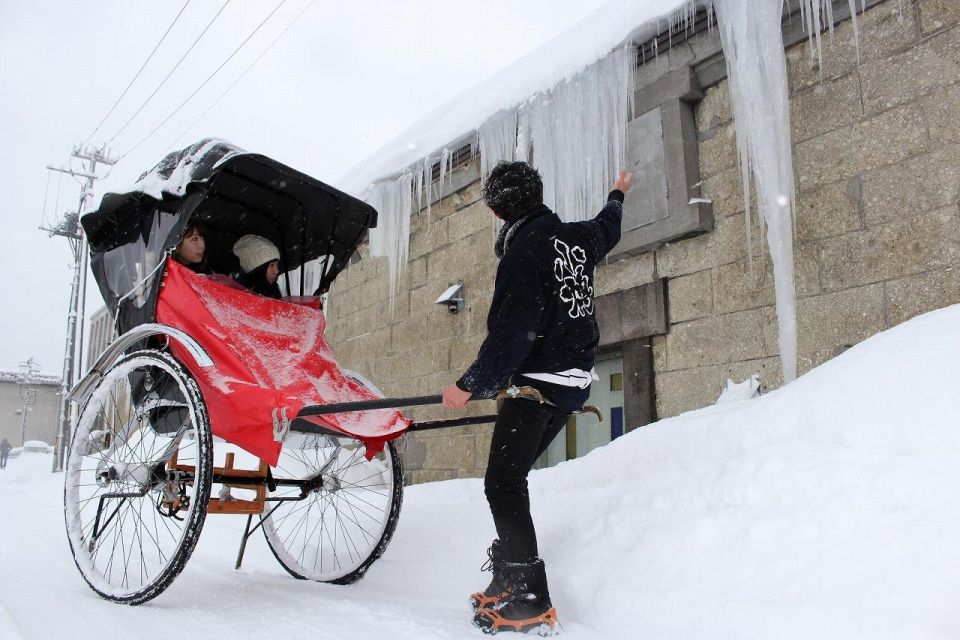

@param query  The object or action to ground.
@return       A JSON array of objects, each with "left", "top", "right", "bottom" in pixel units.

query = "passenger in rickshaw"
[
  {"left": 172, "top": 220, "right": 210, "bottom": 274},
  {"left": 233, "top": 234, "right": 282, "bottom": 299}
]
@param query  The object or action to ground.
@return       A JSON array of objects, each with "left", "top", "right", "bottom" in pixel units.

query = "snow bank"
[{"left": 2, "top": 305, "right": 959, "bottom": 639}]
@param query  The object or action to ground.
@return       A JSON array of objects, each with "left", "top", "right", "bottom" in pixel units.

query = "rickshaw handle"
[{"left": 296, "top": 385, "right": 545, "bottom": 417}]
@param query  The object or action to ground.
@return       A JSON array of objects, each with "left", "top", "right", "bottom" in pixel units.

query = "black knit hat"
[{"left": 482, "top": 161, "right": 543, "bottom": 222}]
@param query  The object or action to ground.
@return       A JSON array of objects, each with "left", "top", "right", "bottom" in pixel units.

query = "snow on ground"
[{"left": 3, "top": 305, "right": 960, "bottom": 639}]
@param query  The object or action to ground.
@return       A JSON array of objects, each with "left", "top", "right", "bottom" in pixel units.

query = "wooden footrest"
[{"left": 168, "top": 451, "right": 269, "bottom": 515}]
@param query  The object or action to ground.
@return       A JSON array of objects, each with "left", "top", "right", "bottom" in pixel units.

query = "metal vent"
[
  {"left": 429, "top": 141, "right": 475, "bottom": 183},
  {"left": 637, "top": 6, "right": 713, "bottom": 66}
]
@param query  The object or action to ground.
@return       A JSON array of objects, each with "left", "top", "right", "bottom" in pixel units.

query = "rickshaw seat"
[{"left": 155, "top": 258, "right": 409, "bottom": 466}]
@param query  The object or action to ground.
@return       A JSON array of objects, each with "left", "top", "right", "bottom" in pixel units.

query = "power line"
[
  {"left": 40, "top": 169, "right": 52, "bottom": 227},
  {"left": 86, "top": 0, "right": 192, "bottom": 141},
  {"left": 53, "top": 170, "right": 64, "bottom": 220},
  {"left": 119, "top": 0, "right": 288, "bottom": 161},
  {"left": 107, "top": 0, "right": 232, "bottom": 144},
  {"left": 170, "top": 0, "right": 315, "bottom": 148}
]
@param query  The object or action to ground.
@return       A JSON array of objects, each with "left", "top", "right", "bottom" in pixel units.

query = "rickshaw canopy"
[{"left": 82, "top": 139, "right": 377, "bottom": 334}]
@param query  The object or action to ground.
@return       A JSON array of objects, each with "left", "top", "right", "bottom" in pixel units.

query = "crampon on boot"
[
  {"left": 473, "top": 558, "right": 560, "bottom": 636},
  {"left": 470, "top": 540, "right": 509, "bottom": 611}
]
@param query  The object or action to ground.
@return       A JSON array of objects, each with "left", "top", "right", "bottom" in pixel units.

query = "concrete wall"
[
  {"left": 647, "top": 0, "right": 959, "bottom": 416},
  {"left": 326, "top": 0, "right": 960, "bottom": 483},
  {"left": 326, "top": 180, "right": 499, "bottom": 484},
  {"left": 0, "top": 379, "right": 61, "bottom": 446}
]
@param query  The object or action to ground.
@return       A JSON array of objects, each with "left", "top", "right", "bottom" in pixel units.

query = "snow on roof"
[
  {"left": 337, "top": 0, "right": 694, "bottom": 195},
  {"left": 0, "top": 370, "right": 62, "bottom": 387}
]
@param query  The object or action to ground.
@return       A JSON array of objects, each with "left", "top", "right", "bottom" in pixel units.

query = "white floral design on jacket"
[{"left": 553, "top": 238, "right": 594, "bottom": 318}]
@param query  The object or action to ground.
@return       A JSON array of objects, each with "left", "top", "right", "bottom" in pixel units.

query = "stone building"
[
  {"left": 326, "top": 0, "right": 960, "bottom": 484},
  {"left": 0, "top": 370, "right": 62, "bottom": 446},
  {"left": 86, "top": 305, "right": 115, "bottom": 367}
]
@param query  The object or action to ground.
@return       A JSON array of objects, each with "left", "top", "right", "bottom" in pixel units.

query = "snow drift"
[{"left": 2, "top": 305, "right": 960, "bottom": 639}]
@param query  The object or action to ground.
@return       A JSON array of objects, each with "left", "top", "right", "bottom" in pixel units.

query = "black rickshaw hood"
[{"left": 82, "top": 139, "right": 377, "bottom": 334}]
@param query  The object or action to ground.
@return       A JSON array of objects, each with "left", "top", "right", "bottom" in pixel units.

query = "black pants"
[{"left": 484, "top": 398, "right": 569, "bottom": 563}]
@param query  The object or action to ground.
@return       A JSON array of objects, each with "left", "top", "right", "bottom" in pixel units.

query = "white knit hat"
[{"left": 233, "top": 234, "right": 280, "bottom": 273}]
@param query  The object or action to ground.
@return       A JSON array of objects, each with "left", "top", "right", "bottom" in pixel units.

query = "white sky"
[{"left": 0, "top": 0, "right": 611, "bottom": 375}]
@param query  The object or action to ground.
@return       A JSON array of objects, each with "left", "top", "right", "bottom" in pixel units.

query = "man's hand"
[
  {"left": 613, "top": 169, "right": 634, "bottom": 193},
  {"left": 442, "top": 383, "right": 473, "bottom": 409}
]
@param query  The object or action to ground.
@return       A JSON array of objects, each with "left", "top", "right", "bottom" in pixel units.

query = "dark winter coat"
[
  {"left": 457, "top": 191, "right": 624, "bottom": 411},
  {"left": 0, "top": 439, "right": 11, "bottom": 454},
  {"left": 171, "top": 253, "right": 211, "bottom": 275},
  {"left": 237, "top": 263, "right": 282, "bottom": 299}
]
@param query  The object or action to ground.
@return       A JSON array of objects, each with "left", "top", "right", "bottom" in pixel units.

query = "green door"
[{"left": 533, "top": 351, "right": 624, "bottom": 469}]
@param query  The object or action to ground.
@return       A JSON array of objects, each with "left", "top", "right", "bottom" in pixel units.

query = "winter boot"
[
  {"left": 473, "top": 558, "right": 560, "bottom": 636},
  {"left": 470, "top": 540, "right": 510, "bottom": 611}
]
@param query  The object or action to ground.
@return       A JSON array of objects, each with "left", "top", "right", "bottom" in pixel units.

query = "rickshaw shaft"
[
  {"left": 296, "top": 385, "right": 544, "bottom": 418},
  {"left": 297, "top": 393, "right": 453, "bottom": 416}
]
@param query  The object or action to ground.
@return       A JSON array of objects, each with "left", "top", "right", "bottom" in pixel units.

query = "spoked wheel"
[
  {"left": 64, "top": 350, "right": 213, "bottom": 604},
  {"left": 262, "top": 432, "right": 403, "bottom": 583}
]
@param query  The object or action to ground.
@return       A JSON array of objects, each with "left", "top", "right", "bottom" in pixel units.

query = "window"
[{"left": 611, "top": 66, "right": 713, "bottom": 257}]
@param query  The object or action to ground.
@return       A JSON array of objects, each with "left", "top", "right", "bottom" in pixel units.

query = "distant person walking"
[{"left": 0, "top": 438, "right": 12, "bottom": 469}]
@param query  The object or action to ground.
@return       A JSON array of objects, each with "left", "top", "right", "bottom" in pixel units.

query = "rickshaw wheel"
[
  {"left": 262, "top": 435, "right": 403, "bottom": 584},
  {"left": 64, "top": 350, "right": 213, "bottom": 604}
]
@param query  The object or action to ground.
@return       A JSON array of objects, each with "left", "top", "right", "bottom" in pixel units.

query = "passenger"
[
  {"left": 233, "top": 234, "right": 282, "bottom": 299},
  {"left": 173, "top": 221, "right": 210, "bottom": 274}
]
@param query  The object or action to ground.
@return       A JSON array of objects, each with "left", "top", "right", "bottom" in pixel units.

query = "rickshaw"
[{"left": 63, "top": 139, "right": 511, "bottom": 605}]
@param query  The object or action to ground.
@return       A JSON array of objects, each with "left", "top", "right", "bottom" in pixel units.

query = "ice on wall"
[
  {"left": 526, "top": 45, "right": 634, "bottom": 223},
  {"left": 360, "top": 0, "right": 864, "bottom": 385},
  {"left": 705, "top": 0, "right": 863, "bottom": 382},
  {"left": 709, "top": 0, "right": 799, "bottom": 382},
  {"left": 798, "top": 0, "right": 864, "bottom": 68},
  {"left": 477, "top": 109, "right": 518, "bottom": 184},
  {"left": 367, "top": 174, "right": 413, "bottom": 312},
  {"left": 365, "top": 45, "right": 633, "bottom": 306}
]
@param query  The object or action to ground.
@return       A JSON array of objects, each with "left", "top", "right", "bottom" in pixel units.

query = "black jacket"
[
  {"left": 237, "top": 263, "right": 282, "bottom": 299},
  {"left": 457, "top": 191, "right": 623, "bottom": 411}
]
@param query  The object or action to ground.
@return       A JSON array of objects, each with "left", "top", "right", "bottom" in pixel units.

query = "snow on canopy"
[{"left": 104, "top": 138, "right": 247, "bottom": 206}]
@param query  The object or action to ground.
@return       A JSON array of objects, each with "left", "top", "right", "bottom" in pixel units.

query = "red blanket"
[{"left": 155, "top": 258, "right": 409, "bottom": 465}]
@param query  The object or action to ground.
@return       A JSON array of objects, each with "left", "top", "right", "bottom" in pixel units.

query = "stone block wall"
[
  {"left": 326, "top": 178, "right": 500, "bottom": 485},
  {"left": 0, "top": 381, "right": 61, "bottom": 446},
  {"left": 640, "top": 0, "right": 960, "bottom": 417},
  {"left": 326, "top": 0, "right": 960, "bottom": 482}
]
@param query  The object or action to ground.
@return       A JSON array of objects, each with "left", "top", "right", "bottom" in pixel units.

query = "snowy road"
[{"left": 4, "top": 306, "right": 960, "bottom": 639}]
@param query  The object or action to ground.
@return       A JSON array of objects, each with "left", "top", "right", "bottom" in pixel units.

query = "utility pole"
[
  {"left": 17, "top": 358, "right": 40, "bottom": 446},
  {"left": 43, "top": 143, "right": 116, "bottom": 472}
]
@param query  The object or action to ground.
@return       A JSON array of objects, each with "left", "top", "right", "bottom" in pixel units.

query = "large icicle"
[
  {"left": 709, "top": 0, "right": 799, "bottom": 382},
  {"left": 477, "top": 109, "right": 518, "bottom": 184},
  {"left": 525, "top": 45, "right": 633, "bottom": 223},
  {"left": 703, "top": 0, "right": 863, "bottom": 382},
  {"left": 367, "top": 174, "right": 414, "bottom": 313}
]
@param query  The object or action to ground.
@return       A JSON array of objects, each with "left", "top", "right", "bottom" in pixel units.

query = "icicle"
[
  {"left": 478, "top": 109, "right": 518, "bottom": 184},
  {"left": 847, "top": 0, "right": 862, "bottom": 64},
  {"left": 423, "top": 155, "right": 433, "bottom": 223},
  {"left": 414, "top": 162, "right": 424, "bottom": 214},
  {"left": 437, "top": 147, "right": 450, "bottom": 210},
  {"left": 515, "top": 107, "right": 530, "bottom": 163},
  {"left": 708, "top": 0, "right": 800, "bottom": 382},
  {"left": 367, "top": 173, "right": 413, "bottom": 313},
  {"left": 525, "top": 46, "right": 632, "bottom": 223}
]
